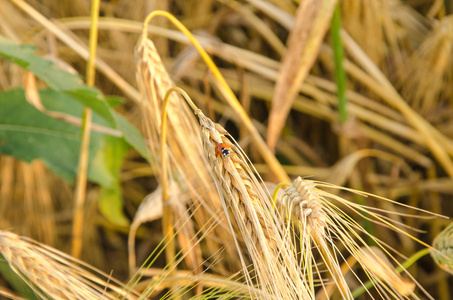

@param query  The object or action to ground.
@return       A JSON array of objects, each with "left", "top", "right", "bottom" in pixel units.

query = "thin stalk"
[
  {"left": 71, "top": 107, "right": 92, "bottom": 258},
  {"left": 71, "top": 0, "right": 100, "bottom": 258},
  {"left": 330, "top": 4, "right": 348, "bottom": 123},
  {"left": 160, "top": 88, "right": 174, "bottom": 275},
  {"left": 86, "top": 0, "right": 100, "bottom": 86}
]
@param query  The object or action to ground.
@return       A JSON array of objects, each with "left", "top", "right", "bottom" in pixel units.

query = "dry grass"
[
  {"left": 340, "top": 0, "right": 429, "bottom": 74},
  {"left": 0, "top": 158, "right": 56, "bottom": 245},
  {"left": 399, "top": 16, "right": 453, "bottom": 113},
  {"left": 0, "top": 0, "right": 453, "bottom": 299}
]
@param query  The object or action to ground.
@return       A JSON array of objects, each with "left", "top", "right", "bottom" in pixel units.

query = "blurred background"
[{"left": 0, "top": 0, "right": 452, "bottom": 298}]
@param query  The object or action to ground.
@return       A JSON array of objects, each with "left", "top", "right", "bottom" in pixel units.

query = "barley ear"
[
  {"left": 196, "top": 111, "right": 312, "bottom": 299},
  {"left": 0, "top": 231, "right": 138, "bottom": 300},
  {"left": 430, "top": 222, "right": 453, "bottom": 275}
]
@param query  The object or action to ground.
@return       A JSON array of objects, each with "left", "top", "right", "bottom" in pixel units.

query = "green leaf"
[
  {"left": 0, "top": 35, "right": 148, "bottom": 226},
  {"left": 105, "top": 95, "right": 124, "bottom": 107},
  {"left": 0, "top": 253, "right": 39, "bottom": 300},
  {"left": 40, "top": 89, "right": 112, "bottom": 128},
  {"left": 0, "top": 35, "right": 115, "bottom": 125},
  {"left": 95, "top": 136, "right": 130, "bottom": 226},
  {"left": 0, "top": 89, "right": 103, "bottom": 183},
  {"left": 0, "top": 35, "right": 148, "bottom": 161},
  {"left": 114, "top": 112, "right": 149, "bottom": 160},
  {"left": 39, "top": 89, "right": 117, "bottom": 185},
  {"left": 0, "top": 89, "right": 131, "bottom": 224},
  {"left": 0, "top": 36, "right": 80, "bottom": 91},
  {"left": 64, "top": 89, "right": 115, "bottom": 126},
  {"left": 99, "top": 185, "right": 130, "bottom": 227},
  {"left": 40, "top": 89, "right": 149, "bottom": 184}
]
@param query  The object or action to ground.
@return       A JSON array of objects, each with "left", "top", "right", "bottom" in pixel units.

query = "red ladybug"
[{"left": 215, "top": 143, "right": 231, "bottom": 157}]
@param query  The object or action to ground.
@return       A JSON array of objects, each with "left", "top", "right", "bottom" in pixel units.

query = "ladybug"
[{"left": 215, "top": 143, "right": 231, "bottom": 157}]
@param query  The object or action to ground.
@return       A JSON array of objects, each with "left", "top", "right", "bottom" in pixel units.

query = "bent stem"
[{"left": 271, "top": 182, "right": 291, "bottom": 210}]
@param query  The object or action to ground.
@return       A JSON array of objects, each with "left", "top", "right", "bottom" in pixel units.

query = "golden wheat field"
[{"left": 0, "top": 0, "right": 452, "bottom": 299}]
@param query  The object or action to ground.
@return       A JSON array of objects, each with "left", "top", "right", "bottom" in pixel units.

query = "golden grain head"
[
  {"left": 0, "top": 231, "right": 137, "bottom": 300},
  {"left": 196, "top": 111, "right": 313, "bottom": 300},
  {"left": 276, "top": 177, "right": 438, "bottom": 299},
  {"left": 280, "top": 177, "right": 326, "bottom": 231},
  {"left": 135, "top": 35, "right": 241, "bottom": 276}
]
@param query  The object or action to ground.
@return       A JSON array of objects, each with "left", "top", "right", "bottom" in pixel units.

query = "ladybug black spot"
[{"left": 222, "top": 148, "right": 230, "bottom": 157}]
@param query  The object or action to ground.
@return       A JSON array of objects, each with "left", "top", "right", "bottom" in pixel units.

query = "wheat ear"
[
  {"left": 278, "top": 177, "right": 439, "bottom": 299},
  {"left": 430, "top": 222, "right": 453, "bottom": 275},
  {"left": 0, "top": 230, "right": 138, "bottom": 300},
  {"left": 197, "top": 111, "right": 312, "bottom": 300},
  {"left": 280, "top": 177, "right": 350, "bottom": 298},
  {"left": 136, "top": 26, "right": 242, "bottom": 276}
]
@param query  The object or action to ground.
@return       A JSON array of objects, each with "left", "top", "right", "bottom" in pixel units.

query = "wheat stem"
[
  {"left": 71, "top": 107, "right": 92, "bottom": 259},
  {"left": 85, "top": 0, "right": 100, "bottom": 86},
  {"left": 71, "top": 0, "right": 100, "bottom": 259}
]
